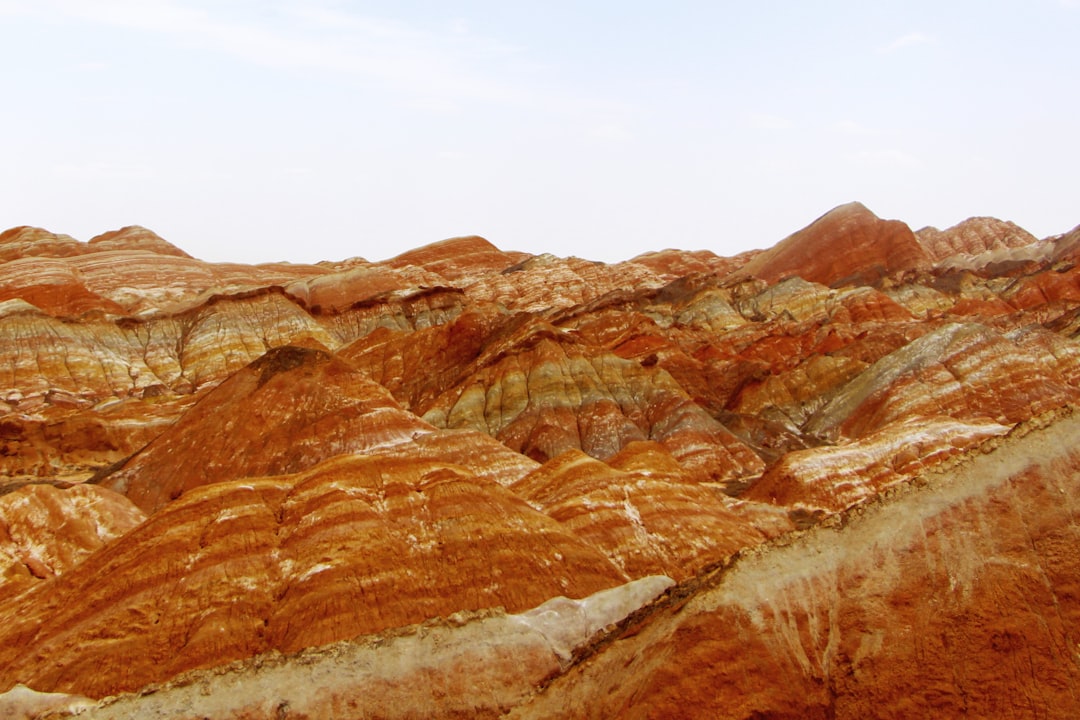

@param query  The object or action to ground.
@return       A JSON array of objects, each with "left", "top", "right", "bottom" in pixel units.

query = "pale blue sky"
[{"left": 2, "top": 1, "right": 1078, "bottom": 263}]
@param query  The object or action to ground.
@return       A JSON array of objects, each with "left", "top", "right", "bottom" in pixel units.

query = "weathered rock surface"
[
  {"left": 512, "top": 448, "right": 777, "bottom": 579},
  {"left": 0, "top": 684, "right": 94, "bottom": 720},
  {"left": 509, "top": 408, "right": 1080, "bottom": 719},
  {"left": 738, "top": 202, "right": 932, "bottom": 287},
  {"left": 917, "top": 216, "right": 1040, "bottom": 263},
  {"left": 100, "top": 345, "right": 539, "bottom": 513},
  {"left": 384, "top": 234, "right": 530, "bottom": 283},
  {"left": 56, "top": 576, "right": 674, "bottom": 720},
  {"left": 0, "top": 483, "right": 145, "bottom": 601},
  {"left": 418, "top": 318, "right": 764, "bottom": 483},
  {"left": 0, "top": 453, "right": 629, "bottom": 698},
  {"left": 3, "top": 204, "right": 1080, "bottom": 717}
]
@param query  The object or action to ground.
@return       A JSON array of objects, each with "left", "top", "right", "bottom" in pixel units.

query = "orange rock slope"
[{"left": 2, "top": 203, "right": 1080, "bottom": 717}]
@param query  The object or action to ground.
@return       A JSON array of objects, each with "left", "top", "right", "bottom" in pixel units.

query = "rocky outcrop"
[
  {"left": 384, "top": 234, "right": 530, "bottom": 283},
  {"left": 803, "top": 322, "right": 1080, "bottom": 440},
  {"left": 418, "top": 318, "right": 764, "bottom": 483},
  {"left": 744, "top": 415, "right": 1010, "bottom": 512},
  {"left": 24, "top": 408, "right": 1080, "bottom": 719},
  {"left": 0, "top": 225, "right": 190, "bottom": 262}
]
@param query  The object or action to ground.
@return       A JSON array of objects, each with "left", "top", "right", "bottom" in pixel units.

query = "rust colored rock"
[
  {"left": 283, "top": 262, "right": 446, "bottom": 314},
  {"left": 0, "top": 209, "right": 1079, "bottom": 717},
  {"left": 805, "top": 322, "right": 1080, "bottom": 440},
  {"left": 513, "top": 448, "right": 775, "bottom": 580},
  {"left": 0, "top": 225, "right": 191, "bottom": 261},
  {"left": 384, "top": 234, "right": 530, "bottom": 283},
  {"left": 738, "top": 202, "right": 932, "bottom": 287},
  {"left": 745, "top": 415, "right": 1010, "bottom": 512},
  {"left": 0, "top": 227, "right": 87, "bottom": 262},
  {"left": 0, "top": 454, "right": 627, "bottom": 698},
  {"left": 0, "top": 257, "right": 127, "bottom": 317},
  {"left": 86, "top": 226, "right": 194, "bottom": 258},
  {"left": 624, "top": 248, "right": 757, "bottom": 281},
  {"left": 0, "top": 483, "right": 145, "bottom": 602},
  {"left": 917, "top": 216, "right": 1040, "bottom": 262},
  {"left": 463, "top": 253, "right": 666, "bottom": 313},
  {"left": 102, "top": 345, "right": 537, "bottom": 513},
  {"left": 44, "top": 577, "right": 675, "bottom": 720},
  {"left": 510, "top": 409, "right": 1080, "bottom": 719},
  {"left": 419, "top": 319, "right": 764, "bottom": 485}
]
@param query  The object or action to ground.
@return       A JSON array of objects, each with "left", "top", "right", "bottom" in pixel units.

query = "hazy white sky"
[{"left": 2, "top": 1, "right": 1078, "bottom": 263}]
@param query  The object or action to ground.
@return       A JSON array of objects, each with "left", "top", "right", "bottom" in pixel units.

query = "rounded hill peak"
[
  {"left": 87, "top": 226, "right": 194, "bottom": 258},
  {"left": 385, "top": 235, "right": 529, "bottom": 281},
  {"left": 738, "top": 202, "right": 930, "bottom": 287}
]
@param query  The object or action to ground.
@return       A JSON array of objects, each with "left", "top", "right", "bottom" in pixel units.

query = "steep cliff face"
[{"left": 2, "top": 203, "right": 1080, "bottom": 717}]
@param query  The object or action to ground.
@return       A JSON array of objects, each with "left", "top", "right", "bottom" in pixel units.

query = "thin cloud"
[
  {"left": 53, "top": 161, "right": 156, "bottom": 181},
  {"left": 590, "top": 123, "right": 635, "bottom": 143},
  {"left": 746, "top": 113, "right": 794, "bottom": 131},
  {"left": 834, "top": 119, "right": 876, "bottom": 136},
  {"left": 10, "top": 0, "right": 532, "bottom": 110},
  {"left": 853, "top": 149, "right": 922, "bottom": 169},
  {"left": 879, "top": 32, "right": 934, "bottom": 54}
]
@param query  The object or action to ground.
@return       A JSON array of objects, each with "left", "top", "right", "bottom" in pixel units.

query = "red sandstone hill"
[
  {"left": 738, "top": 201, "right": 932, "bottom": 286},
  {"left": 2, "top": 203, "right": 1080, "bottom": 718}
]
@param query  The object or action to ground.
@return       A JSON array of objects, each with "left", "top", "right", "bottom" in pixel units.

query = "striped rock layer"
[{"left": 1, "top": 203, "right": 1080, "bottom": 717}]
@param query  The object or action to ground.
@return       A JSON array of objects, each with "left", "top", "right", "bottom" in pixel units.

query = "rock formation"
[
  {"left": 737, "top": 202, "right": 931, "bottom": 286},
  {"left": 507, "top": 408, "right": 1080, "bottom": 720},
  {"left": 2, "top": 202, "right": 1080, "bottom": 717}
]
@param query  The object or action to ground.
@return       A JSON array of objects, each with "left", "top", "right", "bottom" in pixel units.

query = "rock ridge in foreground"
[
  {"left": 509, "top": 406, "right": 1080, "bottom": 719},
  {"left": 35, "top": 576, "right": 675, "bottom": 720}
]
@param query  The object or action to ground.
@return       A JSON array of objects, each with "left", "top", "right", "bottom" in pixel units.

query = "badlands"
[{"left": 1, "top": 202, "right": 1080, "bottom": 717}]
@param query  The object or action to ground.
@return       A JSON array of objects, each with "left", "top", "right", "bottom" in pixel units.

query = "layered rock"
[
  {"left": 418, "top": 318, "right": 764, "bottom": 484},
  {"left": 804, "top": 322, "right": 1080, "bottom": 440},
  {"left": 0, "top": 225, "right": 190, "bottom": 261},
  {"left": 738, "top": 202, "right": 932, "bottom": 287},
  {"left": 463, "top": 253, "right": 666, "bottom": 313},
  {"left": 24, "top": 408, "right": 1080, "bottom": 719},
  {"left": 509, "top": 409, "right": 1080, "bottom": 719},
  {"left": 0, "top": 227, "right": 330, "bottom": 318},
  {"left": 101, "top": 345, "right": 538, "bottom": 513},
  {"left": 0, "top": 453, "right": 628, "bottom": 698},
  {"left": 744, "top": 415, "right": 1010, "bottom": 513},
  {"left": 0, "top": 394, "right": 196, "bottom": 481},
  {"left": 384, "top": 234, "right": 530, "bottom": 283},
  {"left": 53, "top": 577, "right": 674, "bottom": 720},
  {"left": 917, "top": 216, "right": 1040, "bottom": 263},
  {"left": 0, "top": 483, "right": 145, "bottom": 601},
  {"left": 512, "top": 447, "right": 776, "bottom": 579},
  {"left": 2, "top": 206, "right": 1080, "bottom": 717}
]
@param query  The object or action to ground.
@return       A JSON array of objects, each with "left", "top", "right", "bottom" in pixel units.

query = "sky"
[{"left": 1, "top": 1, "right": 1078, "bottom": 264}]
